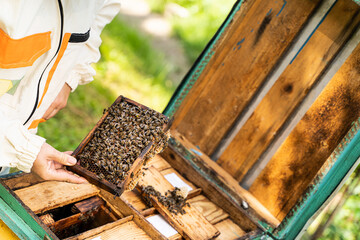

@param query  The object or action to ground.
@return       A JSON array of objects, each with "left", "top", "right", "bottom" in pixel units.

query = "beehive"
[{"left": 0, "top": 0, "right": 360, "bottom": 239}]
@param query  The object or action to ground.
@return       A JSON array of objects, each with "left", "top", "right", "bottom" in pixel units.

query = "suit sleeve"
[
  {"left": 65, "top": 0, "right": 121, "bottom": 91},
  {"left": 0, "top": 110, "right": 45, "bottom": 172}
]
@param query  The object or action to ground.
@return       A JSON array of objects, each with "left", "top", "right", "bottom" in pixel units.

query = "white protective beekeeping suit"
[{"left": 0, "top": 0, "right": 121, "bottom": 172}]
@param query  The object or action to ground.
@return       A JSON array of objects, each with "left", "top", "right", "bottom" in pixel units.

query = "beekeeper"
[{"left": 0, "top": 0, "right": 120, "bottom": 183}]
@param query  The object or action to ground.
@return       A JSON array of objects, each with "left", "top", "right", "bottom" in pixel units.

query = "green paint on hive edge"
[
  {"left": 0, "top": 184, "right": 53, "bottom": 240},
  {"left": 273, "top": 118, "right": 360, "bottom": 240},
  {"left": 163, "top": 0, "right": 245, "bottom": 118},
  {"left": 0, "top": 198, "right": 40, "bottom": 239}
]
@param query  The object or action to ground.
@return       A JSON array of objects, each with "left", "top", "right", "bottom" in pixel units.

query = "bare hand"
[
  {"left": 43, "top": 83, "right": 71, "bottom": 120},
  {"left": 32, "top": 143, "right": 87, "bottom": 184}
]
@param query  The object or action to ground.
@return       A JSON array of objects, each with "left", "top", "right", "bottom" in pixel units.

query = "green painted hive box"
[{"left": 1, "top": 0, "right": 360, "bottom": 239}]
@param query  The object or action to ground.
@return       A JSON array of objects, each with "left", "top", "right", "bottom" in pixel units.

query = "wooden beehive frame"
[{"left": 69, "top": 95, "right": 169, "bottom": 196}]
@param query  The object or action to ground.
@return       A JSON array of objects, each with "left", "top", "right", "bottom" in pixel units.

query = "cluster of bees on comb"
[
  {"left": 77, "top": 99, "right": 169, "bottom": 190},
  {"left": 141, "top": 185, "right": 190, "bottom": 215}
]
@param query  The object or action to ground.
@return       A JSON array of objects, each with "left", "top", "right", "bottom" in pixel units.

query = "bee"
[{"left": 98, "top": 173, "right": 105, "bottom": 180}]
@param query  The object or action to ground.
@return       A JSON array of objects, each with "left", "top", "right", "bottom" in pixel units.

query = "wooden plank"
[
  {"left": 250, "top": 31, "right": 360, "bottom": 219},
  {"left": 100, "top": 205, "right": 119, "bottom": 222},
  {"left": 188, "top": 188, "right": 202, "bottom": 199},
  {"left": 146, "top": 155, "right": 172, "bottom": 171},
  {"left": 100, "top": 189, "right": 167, "bottom": 240},
  {"left": 168, "top": 234, "right": 182, "bottom": 240},
  {"left": 39, "top": 214, "right": 54, "bottom": 227},
  {"left": 138, "top": 166, "right": 220, "bottom": 240},
  {"left": 74, "top": 196, "right": 104, "bottom": 213},
  {"left": 240, "top": 21, "right": 360, "bottom": 188},
  {"left": 81, "top": 221, "right": 152, "bottom": 240},
  {"left": 161, "top": 130, "right": 280, "bottom": 230},
  {"left": 121, "top": 188, "right": 201, "bottom": 214},
  {"left": 171, "top": 0, "right": 321, "bottom": 156},
  {"left": 51, "top": 213, "right": 84, "bottom": 233},
  {"left": 273, "top": 120, "right": 360, "bottom": 239},
  {"left": 65, "top": 215, "right": 133, "bottom": 240},
  {"left": 141, "top": 208, "right": 157, "bottom": 217},
  {"left": 139, "top": 188, "right": 202, "bottom": 218},
  {"left": 188, "top": 195, "right": 229, "bottom": 224},
  {"left": 210, "top": 0, "right": 340, "bottom": 163},
  {"left": 14, "top": 181, "right": 99, "bottom": 214},
  {"left": 218, "top": 0, "right": 360, "bottom": 180},
  {"left": 2, "top": 173, "right": 44, "bottom": 191},
  {"left": 97, "top": 195, "right": 124, "bottom": 219},
  {"left": 122, "top": 189, "right": 148, "bottom": 212},
  {"left": 214, "top": 218, "right": 246, "bottom": 239}
]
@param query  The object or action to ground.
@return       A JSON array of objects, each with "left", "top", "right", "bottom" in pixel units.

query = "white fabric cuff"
[
  {"left": 66, "top": 64, "right": 96, "bottom": 92},
  {"left": 65, "top": 70, "right": 82, "bottom": 92},
  {"left": 5, "top": 124, "right": 45, "bottom": 172}
]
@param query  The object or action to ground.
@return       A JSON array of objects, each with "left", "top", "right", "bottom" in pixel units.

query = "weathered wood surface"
[
  {"left": 74, "top": 196, "right": 104, "bottom": 213},
  {"left": 122, "top": 158, "right": 201, "bottom": 213},
  {"left": 122, "top": 189, "right": 148, "bottom": 212},
  {"left": 146, "top": 155, "right": 172, "bottom": 171},
  {"left": 162, "top": 130, "right": 280, "bottom": 229},
  {"left": 188, "top": 195, "right": 229, "bottom": 224},
  {"left": 39, "top": 214, "right": 54, "bottom": 226},
  {"left": 65, "top": 215, "right": 133, "bottom": 240},
  {"left": 171, "top": 0, "right": 321, "bottom": 156},
  {"left": 141, "top": 208, "right": 157, "bottom": 217},
  {"left": 138, "top": 166, "right": 219, "bottom": 240},
  {"left": 168, "top": 234, "right": 182, "bottom": 240},
  {"left": 100, "top": 195, "right": 124, "bottom": 219},
  {"left": 51, "top": 213, "right": 83, "bottom": 233},
  {"left": 218, "top": 0, "right": 360, "bottom": 181},
  {"left": 79, "top": 220, "right": 152, "bottom": 240},
  {"left": 14, "top": 181, "right": 99, "bottom": 214},
  {"left": 101, "top": 189, "right": 167, "bottom": 240},
  {"left": 250, "top": 35, "right": 360, "bottom": 219},
  {"left": 3, "top": 173, "right": 44, "bottom": 190},
  {"left": 214, "top": 219, "right": 247, "bottom": 239}
]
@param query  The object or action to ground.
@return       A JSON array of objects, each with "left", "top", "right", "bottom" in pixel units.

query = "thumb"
[{"left": 53, "top": 151, "right": 77, "bottom": 166}]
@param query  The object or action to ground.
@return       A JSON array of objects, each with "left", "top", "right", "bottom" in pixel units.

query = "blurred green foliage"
[
  {"left": 301, "top": 169, "right": 360, "bottom": 240},
  {"left": 148, "top": 0, "right": 236, "bottom": 62},
  {"left": 320, "top": 195, "right": 360, "bottom": 240}
]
